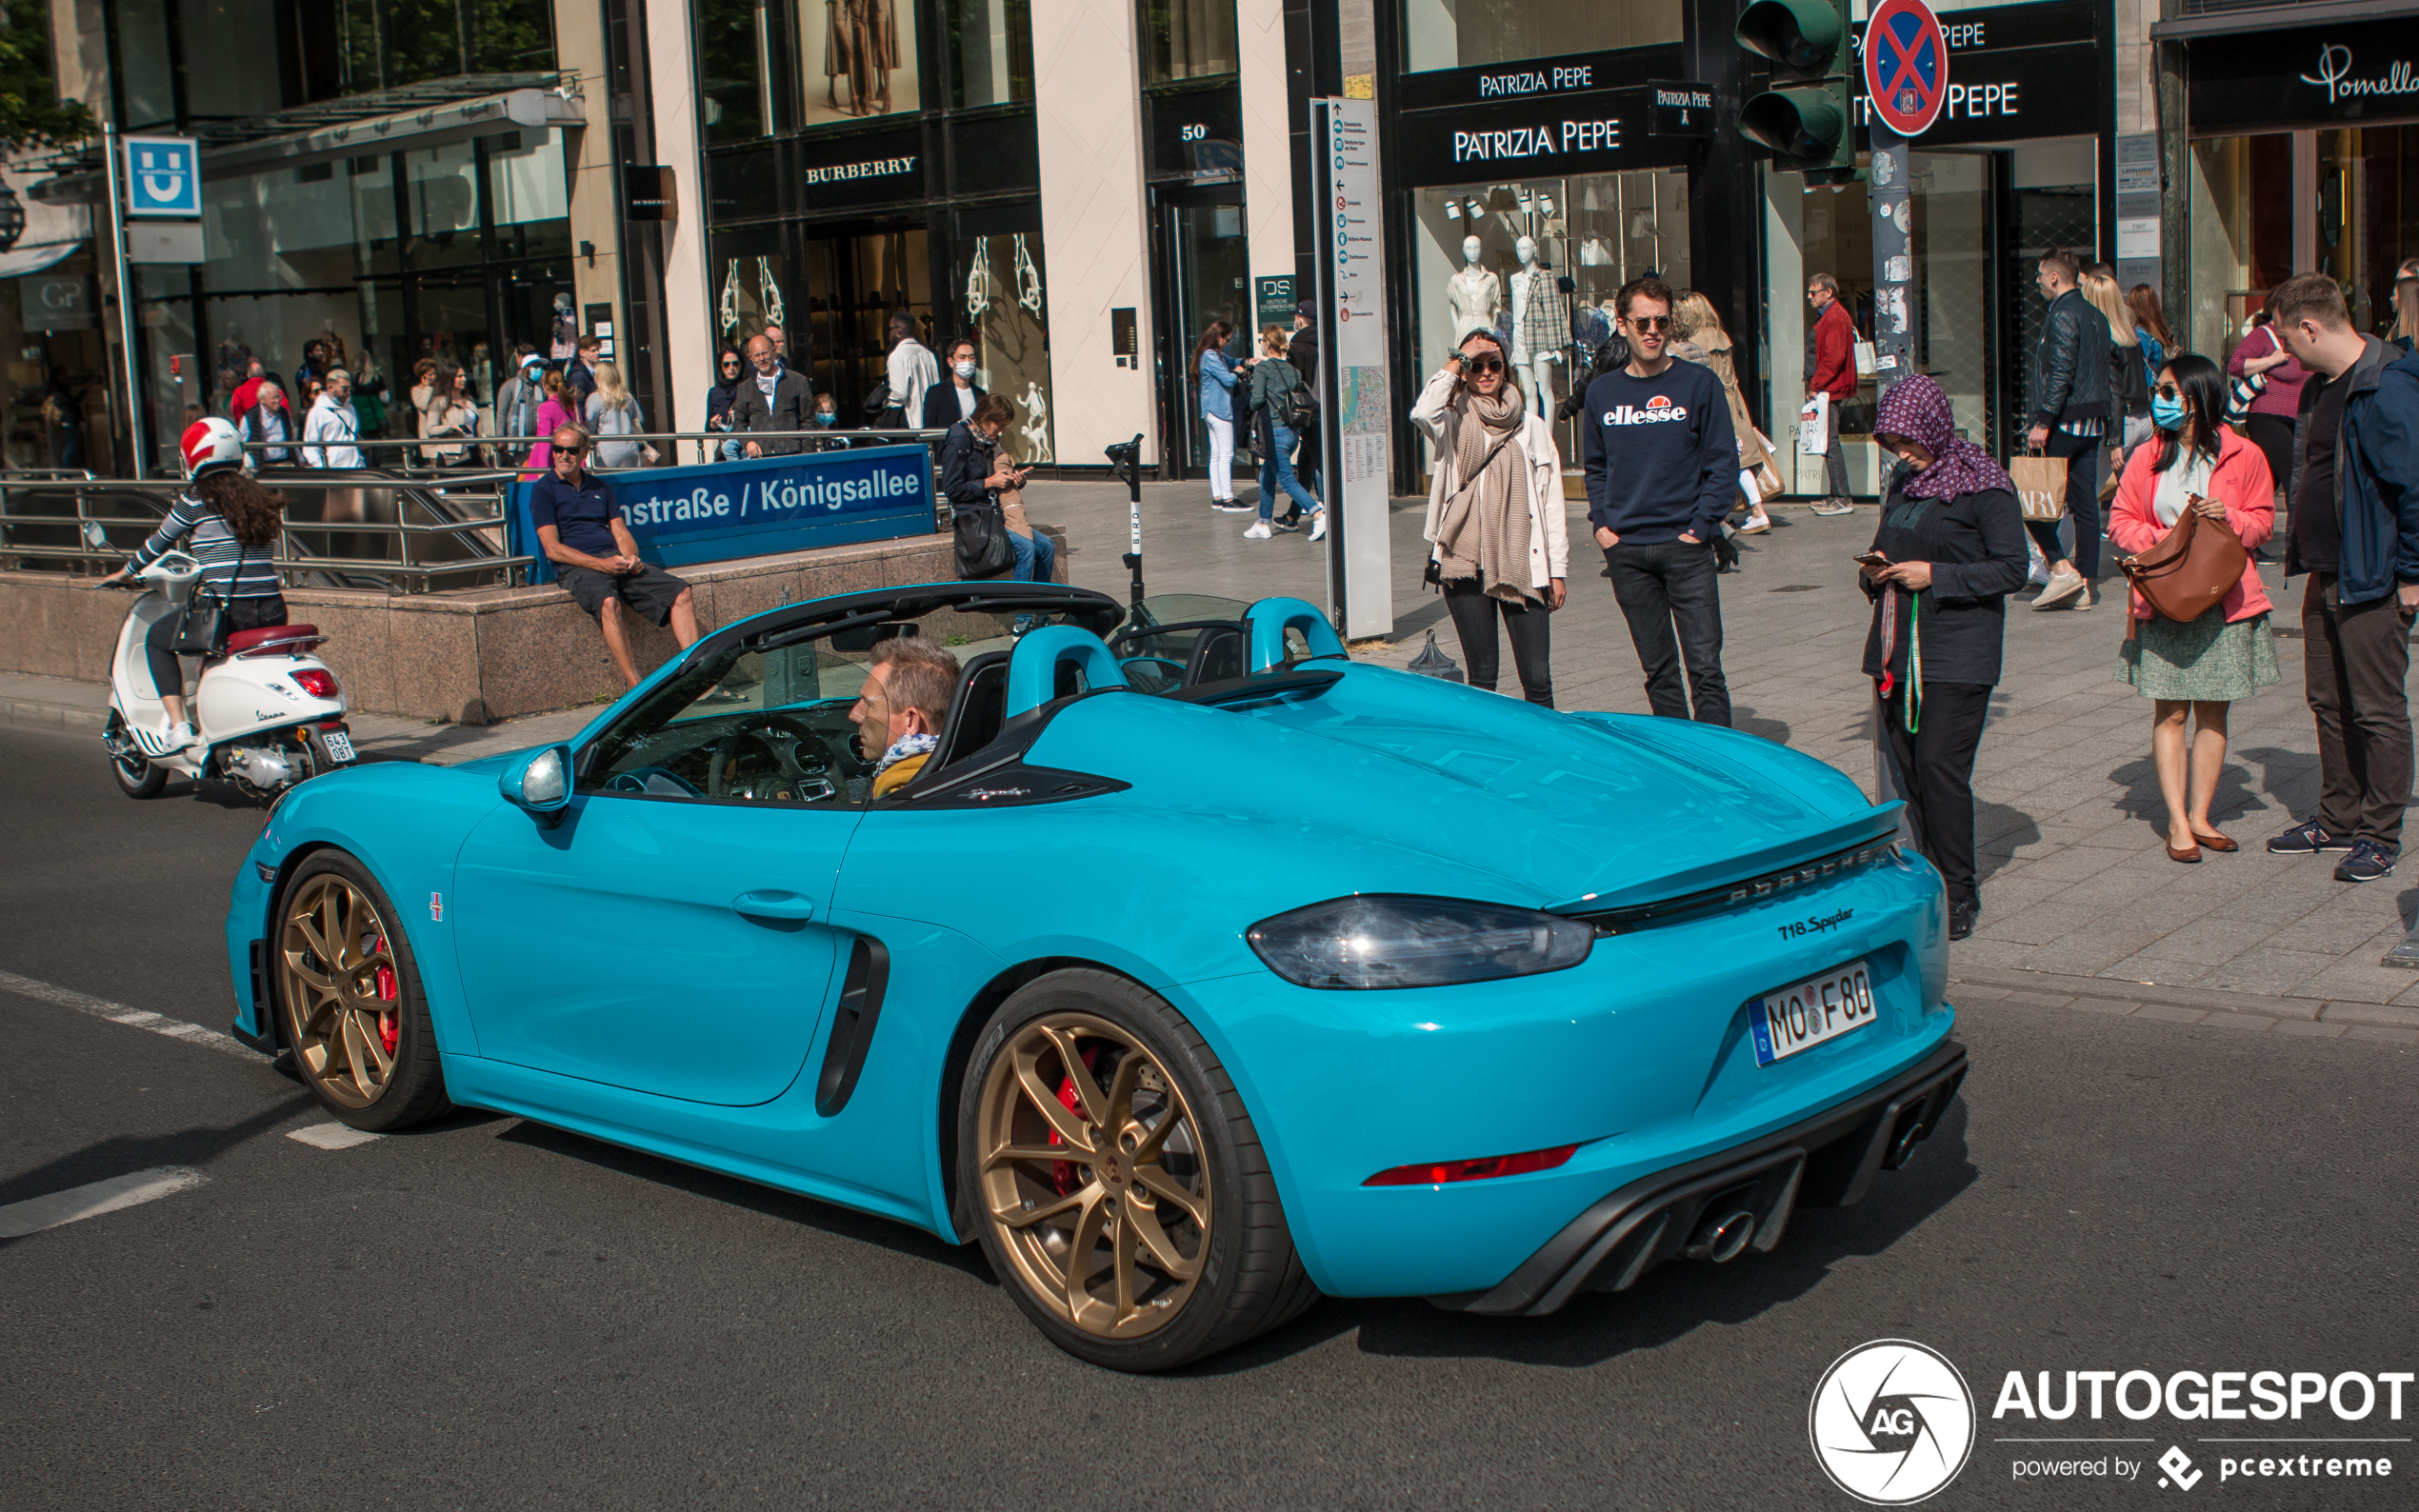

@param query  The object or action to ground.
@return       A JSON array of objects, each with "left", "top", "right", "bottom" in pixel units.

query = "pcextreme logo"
[
  {"left": 1601, "top": 396, "right": 1689, "bottom": 426},
  {"left": 1810, "top": 1340, "right": 1977, "bottom": 1504}
]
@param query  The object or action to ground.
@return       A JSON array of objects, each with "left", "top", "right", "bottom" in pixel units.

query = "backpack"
[{"left": 2109, "top": 342, "right": 2149, "bottom": 416}]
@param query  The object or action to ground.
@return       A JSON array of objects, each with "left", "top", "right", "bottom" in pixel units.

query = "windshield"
[{"left": 579, "top": 605, "right": 1047, "bottom": 806}]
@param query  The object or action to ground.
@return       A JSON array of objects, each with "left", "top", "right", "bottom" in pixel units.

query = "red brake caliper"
[
  {"left": 1049, "top": 1045, "right": 1104, "bottom": 1195},
  {"left": 373, "top": 934, "right": 399, "bottom": 1055}
]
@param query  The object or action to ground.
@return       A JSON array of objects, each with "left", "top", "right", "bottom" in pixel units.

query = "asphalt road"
[{"left": 3, "top": 721, "right": 2414, "bottom": 1511}]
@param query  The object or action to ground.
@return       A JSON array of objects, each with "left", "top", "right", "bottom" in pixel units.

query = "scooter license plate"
[{"left": 321, "top": 728, "right": 356, "bottom": 764}]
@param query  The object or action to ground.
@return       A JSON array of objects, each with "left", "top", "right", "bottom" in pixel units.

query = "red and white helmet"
[{"left": 181, "top": 416, "right": 248, "bottom": 481}]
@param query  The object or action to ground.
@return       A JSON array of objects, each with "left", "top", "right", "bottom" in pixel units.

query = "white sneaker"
[
  {"left": 166, "top": 721, "right": 199, "bottom": 750},
  {"left": 1243, "top": 521, "right": 1272, "bottom": 540},
  {"left": 2032, "top": 567, "right": 2087, "bottom": 609},
  {"left": 1307, "top": 510, "right": 1327, "bottom": 542}
]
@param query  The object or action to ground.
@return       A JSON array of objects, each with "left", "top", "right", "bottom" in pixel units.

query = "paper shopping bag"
[
  {"left": 2009, "top": 452, "right": 2069, "bottom": 522},
  {"left": 1797, "top": 392, "right": 1829, "bottom": 455}
]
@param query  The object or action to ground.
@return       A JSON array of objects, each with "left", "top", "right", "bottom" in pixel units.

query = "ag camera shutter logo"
[{"left": 1809, "top": 1339, "right": 1976, "bottom": 1504}]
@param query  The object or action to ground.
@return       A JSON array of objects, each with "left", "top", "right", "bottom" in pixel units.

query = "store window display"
[
  {"left": 957, "top": 230, "right": 1054, "bottom": 463},
  {"left": 1412, "top": 171, "right": 1691, "bottom": 475},
  {"left": 801, "top": 0, "right": 922, "bottom": 125}
]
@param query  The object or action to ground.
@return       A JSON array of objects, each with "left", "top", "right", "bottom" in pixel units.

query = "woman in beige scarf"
[{"left": 1409, "top": 329, "right": 1570, "bottom": 706}]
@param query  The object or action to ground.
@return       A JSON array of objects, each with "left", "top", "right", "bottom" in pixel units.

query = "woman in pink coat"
[
  {"left": 522, "top": 369, "right": 579, "bottom": 479},
  {"left": 2109, "top": 351, "right": 2279, "bottom": 862}
]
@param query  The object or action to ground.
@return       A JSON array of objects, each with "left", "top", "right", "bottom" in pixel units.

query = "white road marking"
[
  {"left": 0, "top": 1166, "right": 210, "bottom": 1239},
  {"left": 287, "top": 1123, "right": 381, "bottom": 1150},
  {"left": 0, "top": 968, "right": 261, "bottom": 1060}
]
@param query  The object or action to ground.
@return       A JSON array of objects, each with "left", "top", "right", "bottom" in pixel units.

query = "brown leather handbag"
[{"left": 2120, "top": 504, "right": 2248, "bottom": 623}]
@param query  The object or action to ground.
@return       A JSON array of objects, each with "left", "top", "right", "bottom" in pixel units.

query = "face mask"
[
  {"left": 813, "top": 412, "right": 836, "bottom": 428},
  {"left": 953, "top": 361, "right": 977, "bottom": 379},
  {"left": 2150, "top": 394, "right": 2188, "bottom": 431}
]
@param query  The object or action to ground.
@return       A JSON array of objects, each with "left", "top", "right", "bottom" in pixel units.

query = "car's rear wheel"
[
  {"left": 960, "top": 968, "right": 1317, "bottom": 1371},
  {"left": 277, "top": 851, "right": 450, "bottom": 1131}
]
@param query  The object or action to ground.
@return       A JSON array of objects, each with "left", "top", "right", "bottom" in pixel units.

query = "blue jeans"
[
  {"left": 1011, "top": 527, "right": 1054, "bottom": 584},
  {"left": 1258, "top": 422, "right": 1318, "bottom": 520}
]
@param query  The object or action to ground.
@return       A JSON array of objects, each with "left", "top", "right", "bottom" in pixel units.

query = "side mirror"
[{"left": 501, "top": 744, "right": 573, "bottom": 821}]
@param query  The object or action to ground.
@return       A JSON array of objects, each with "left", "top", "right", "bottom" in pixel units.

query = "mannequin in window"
[
  {"left": 1447, "top": 235, "right": 1502, "bottom": 342},
  {"left": 1509, "top": 237, "right": 1562, "bottom": 422},
  {"left": 825, "top": 0, "right": 901, "bottom": 116}
]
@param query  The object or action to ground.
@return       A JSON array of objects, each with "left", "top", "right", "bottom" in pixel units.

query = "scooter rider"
[{"left": 97, "top": 418, "right": 291, "bottom": 750}]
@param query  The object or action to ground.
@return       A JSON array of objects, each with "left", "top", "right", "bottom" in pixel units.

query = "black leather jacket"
[
  {"left": 939, "top": 420, "right": 998, "bottom": 510},
  {"left": 2029, "top": 288, "right": 2110, "bottom": 428}
]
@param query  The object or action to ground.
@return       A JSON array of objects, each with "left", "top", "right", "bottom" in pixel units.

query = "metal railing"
[{"left": 0, "top": 428, "right": 960, "bottom": 594}]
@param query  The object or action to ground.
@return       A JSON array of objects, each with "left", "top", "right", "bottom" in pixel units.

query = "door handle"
[{"left": 731, "top": 890, "right": 816, "bottom": 921}]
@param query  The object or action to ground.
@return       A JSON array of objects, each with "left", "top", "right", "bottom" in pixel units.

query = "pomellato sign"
[
  {"left": 2299, "top": 43, "right": 2419, "bottom": 106},
  {"left": 2189, "top": 16, "right": 2419, "bottom": 132}
]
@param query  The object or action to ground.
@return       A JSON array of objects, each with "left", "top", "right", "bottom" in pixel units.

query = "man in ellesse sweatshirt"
[{"left": 1582, "top": 275, "right": 1739, "bottom": 726}]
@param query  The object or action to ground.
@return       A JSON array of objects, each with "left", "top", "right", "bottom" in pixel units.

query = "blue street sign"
[
  {"left": 124, "top": 136, "right": 202, "bottom": 218},
  {"left": 507, "top": 445, "right": 936, "bottom": 584}
]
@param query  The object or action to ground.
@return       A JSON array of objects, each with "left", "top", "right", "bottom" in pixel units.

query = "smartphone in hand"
[{"left": 1853, "top": 551, "right": 1890, "bottom": 567}]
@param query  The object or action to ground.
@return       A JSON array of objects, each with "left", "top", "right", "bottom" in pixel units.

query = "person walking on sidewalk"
[
  {"left": 1192, "top": 321, "right": 1248, "bottom": 513},
  {"left": 2264, "top": 272, "right": 2419, "bottom": 883},
  {"left": 2227, "top": 306, "right": 2310, "bottom": 498},
  {"left": 2026, "top": 250, "right": 2114, "bottom": 610},
  {"left": 1245, "top": 327, "right": 1323, "bottom": 542},
  {"left": 1857, "top": 374, "right": 2027, "bottom": 942},
  {"left": 2109, "top": 353, "right": 2279, "bottom": 863},
  {"left": 1673, "top": 290, "right": 1775, "bottom": 535},
  {"left": 1584, "top": 275, "right": 1738, "bottom": 725},
  {"left": 1805, "top": 274, "right": 1858, "bottom": 515},
  {"left": 1409, "top": 328, "right": 1569, "bottom": 706},
  {"left": 1288, "top": 302, "right": 1323, "bottom": 501}
]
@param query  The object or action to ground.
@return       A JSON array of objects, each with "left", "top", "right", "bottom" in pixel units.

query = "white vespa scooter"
[{"left": 101, "top": 548, "right": 357, "bottom": 800}]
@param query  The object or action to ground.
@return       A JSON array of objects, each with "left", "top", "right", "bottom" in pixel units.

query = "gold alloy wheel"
[
  {"left": 975, "top": 1012, "right": 1211, "bottom": 1340},
  {"left": 280, "top": 873, "right": 403, "bottom": 1109}
]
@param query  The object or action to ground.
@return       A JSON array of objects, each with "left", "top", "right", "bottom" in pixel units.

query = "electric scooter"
[{"left": 100, "top": 548, "right": 357, "bottom": 800}]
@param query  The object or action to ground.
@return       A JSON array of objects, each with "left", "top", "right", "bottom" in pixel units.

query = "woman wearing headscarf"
[
  {"left": 1410, "top": 327, "right": 1569, "bottom": 706},
  {"left": 2108, "top": 351, "right": 2277, "bottom": 862},
  {"left": 1858, "top": 374, "right": 2029, "bottom": 941}
]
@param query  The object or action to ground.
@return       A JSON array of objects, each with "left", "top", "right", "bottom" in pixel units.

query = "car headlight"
[{"left": 1246, "top": 894, "right": 1594, "bottom": 990}]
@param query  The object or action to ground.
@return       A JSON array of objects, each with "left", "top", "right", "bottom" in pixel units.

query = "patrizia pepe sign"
[{"left": 2189, "top": 18, "right": 2419, "bottom": 131}]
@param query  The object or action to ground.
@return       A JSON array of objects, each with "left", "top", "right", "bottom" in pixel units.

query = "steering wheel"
[{"left": 705, "top": 716, "right": 836, "bottom": 801}]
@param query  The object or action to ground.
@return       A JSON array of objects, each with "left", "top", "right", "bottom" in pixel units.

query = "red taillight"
[
  {"left": 1363, "top": 1144, "right": 1580, "bottom": 1187},
  {"left": 293, "top": 669, "right": 338, "bottom": 699}
]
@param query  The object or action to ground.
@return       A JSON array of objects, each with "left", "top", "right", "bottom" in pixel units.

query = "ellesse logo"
[{"left": 1603, "top": 395, "right": 1689, "bottom": 425}]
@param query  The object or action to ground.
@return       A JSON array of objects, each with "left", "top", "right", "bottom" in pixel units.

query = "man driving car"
[{"left": 850, "top": 637, "right": 964, "bottom": 797}]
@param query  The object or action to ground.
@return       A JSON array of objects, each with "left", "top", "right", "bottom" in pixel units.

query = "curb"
[
  {"left": 1950, "top": 964, "right": 2419, "bottom": 1039},
  {"left": 0, "top": 697, "right": 108, "bottom": 735}
]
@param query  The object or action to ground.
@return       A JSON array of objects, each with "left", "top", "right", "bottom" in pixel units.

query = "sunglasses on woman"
[
  {"left": 2155, "top": 383, "right": 2182, "bottom": 401},
  {"left": 1459, "top": 354, "right": 1506, "bottom": 374}
]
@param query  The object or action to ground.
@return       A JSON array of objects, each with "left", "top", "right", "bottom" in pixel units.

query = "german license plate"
[
  {"left": 321, "top": 728, "right": 355, "bottom": 763},
  {"left": 1750, "top": 960, "right": 1875, "bottom": 1065}
]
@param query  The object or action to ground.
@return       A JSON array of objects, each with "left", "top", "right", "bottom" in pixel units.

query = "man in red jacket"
[{"left": 1806, "top": 273, "right": 1858, "bottom": 514}]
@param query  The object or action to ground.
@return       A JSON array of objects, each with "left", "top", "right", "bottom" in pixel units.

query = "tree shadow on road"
[
  {"left": 1185, "top": 1101, "right": 1978, "bottom": 1375},
  {"left": 492, "top": 1118, "right": 997, "bottom": 1283}
]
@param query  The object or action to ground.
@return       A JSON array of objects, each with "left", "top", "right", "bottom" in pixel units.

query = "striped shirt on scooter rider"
[{"left": 127, "top": 494, "right": 285, "bottom": 602}]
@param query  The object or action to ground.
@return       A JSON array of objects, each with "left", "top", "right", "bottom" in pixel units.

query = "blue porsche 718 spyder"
[{"left": 225, "top": 581, "right": 1966, "bottom": 1371}]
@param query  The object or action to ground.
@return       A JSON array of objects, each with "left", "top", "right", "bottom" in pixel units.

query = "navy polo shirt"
[{"left": 529, "top": 469, "right": 621, "bottom": 558}]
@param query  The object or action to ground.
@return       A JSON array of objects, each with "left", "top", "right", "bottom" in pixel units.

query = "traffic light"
[{"left": 1736, "top": 0, "right": 1858, "bottom": 185}]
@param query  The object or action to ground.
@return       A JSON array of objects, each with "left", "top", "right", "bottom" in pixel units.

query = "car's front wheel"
[
  {"left": 276, "top": 851, "right": 450, "bottom": 1131},
  {"left": 959, "top": 968, "right": 1317, "bottom": 1371}
]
